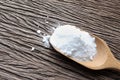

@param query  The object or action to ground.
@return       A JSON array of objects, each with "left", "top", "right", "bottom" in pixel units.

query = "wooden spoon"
[{"left": 50, "top": 35, "right": 120, "bottom": 70}]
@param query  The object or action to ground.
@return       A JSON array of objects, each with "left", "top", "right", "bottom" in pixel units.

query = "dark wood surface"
[{"left": 0, "top": 0, "right": 120, "bottom": 80}]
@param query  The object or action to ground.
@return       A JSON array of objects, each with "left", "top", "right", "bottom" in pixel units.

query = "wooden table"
[{"left": 0, "top": 0, "right": 120, "bottom": 80}]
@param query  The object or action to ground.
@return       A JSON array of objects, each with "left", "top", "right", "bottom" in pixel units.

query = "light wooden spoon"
[{"left": 50, "top": 35, "right": 120, "bottom": 70}]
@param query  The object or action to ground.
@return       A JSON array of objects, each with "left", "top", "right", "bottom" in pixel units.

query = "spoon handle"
[{"left": 111, "top": 59, "right": 120, "bottom": 70}]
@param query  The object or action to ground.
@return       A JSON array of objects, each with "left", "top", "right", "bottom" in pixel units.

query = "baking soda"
[{"left": 50, "top": 25, "right": 97, "bottom": 61}]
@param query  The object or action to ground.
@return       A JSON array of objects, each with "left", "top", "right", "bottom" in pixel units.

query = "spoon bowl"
[{"left": 50, "top": 35, "right": 120, "bottom": 70}]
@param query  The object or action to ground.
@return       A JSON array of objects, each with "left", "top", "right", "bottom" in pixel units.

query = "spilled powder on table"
[
  {"left": 40, "top": 27, "right": 56, "bottom": 48},
  {"left": 42, "top": 35, "right": 51, "bottom": 48}
]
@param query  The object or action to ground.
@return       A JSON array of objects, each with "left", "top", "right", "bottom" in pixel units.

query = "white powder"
[
  {"left": 31, "top": 47, "right": 35, "bottom": 51},
  {"left": 37, "top": 30, "right": 41, "bottom": 34},
  {"left": 50, "top": 25, "right": 97, "bottom": 61},
  {"left": 42, "top": 35, "right": 51, "bottom": 48}
]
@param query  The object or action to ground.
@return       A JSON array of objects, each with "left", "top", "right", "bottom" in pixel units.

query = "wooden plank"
[{"left": 0, "top": 0, "right": 120, "bottom": 80}]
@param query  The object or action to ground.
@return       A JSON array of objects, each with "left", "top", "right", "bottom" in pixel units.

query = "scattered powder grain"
[
  {"left": 42, "top": 35, "right": 51, "bottom": 48},
  {"left": 31, "top": 47, "right": 35, "bottom": 51},
  {"left": 37, "top": 30, "right": 41, "bottom": 34}
]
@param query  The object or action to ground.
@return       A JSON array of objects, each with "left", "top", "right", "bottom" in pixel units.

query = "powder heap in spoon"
[{"left": 50, "top": 25, "right": 97, "bottom": 61}]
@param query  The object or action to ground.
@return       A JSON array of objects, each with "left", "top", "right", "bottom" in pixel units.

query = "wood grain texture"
[{"left": 0, "top": 0, "right": 120, "bottom": 80}]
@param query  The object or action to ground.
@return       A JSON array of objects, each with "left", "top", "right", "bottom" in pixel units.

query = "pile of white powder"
[{"left": 50, "top": 25, "right": 97, "bottom": 61}]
